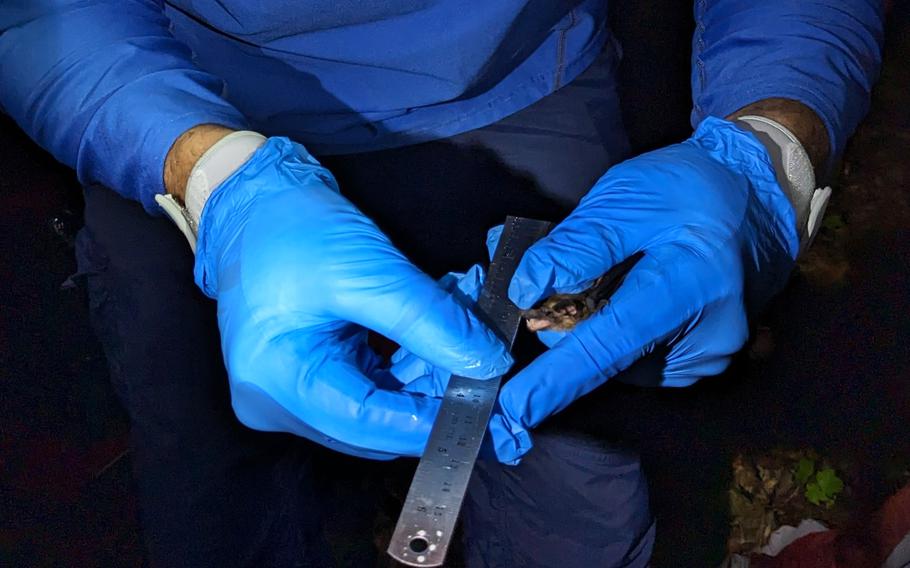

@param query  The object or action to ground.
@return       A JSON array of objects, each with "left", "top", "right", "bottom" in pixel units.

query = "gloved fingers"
[
  {"left": 508, "top": 211, "right": 635, "bottom": 309},
  {"left": 661, "top": 356, "right": 732, "bottom": 388},
  {"left": 399, "top": 372, "right": 452, "bottom": 398},
  {"left": 496, "top": 330, "right": 638, "bottom": 440},
  {"left": 389, "top": 263, "right": 486, "bottom": 369},
  {"left": 487, "top": 408, "right": 532, "bottom": 465},
  {"left": 309, "top": 357, "right": 445, "bottom": 456},
  {"left": 485, "top": 224, "right": 504, "bottom": 260},
  {"left": 230, "top": 182, "right": 507, "bottom": 381},
  {"left": 225, "top": 328, "right": 444, "bottom": 458},
  {"left": 535, "top": 328, "right": 567, "bottom": 348},
  {"left": 335, "top": 251, "right": 512, "bottom": 381},
  {"left": 388, "top": 263, "right": 485, "bottom": 358},
  {"left": 386, "top": 263, "right": 492, "bottom": 395},
  {"left": 661, "top": 291, "right": 749, "bottom": 386},
  {"left": 442, "top": 263, "right": 486, "bottom": 312},
  {"left": 498, "top": 246, "right": 712, "bottom": 429},
  {"left": 388, "top": 348, "right": 453, "bottom": 397}
]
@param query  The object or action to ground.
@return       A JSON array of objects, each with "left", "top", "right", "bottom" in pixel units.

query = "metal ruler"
[{"left": 388, "top": 216, "right": 551, "bottom": 567}]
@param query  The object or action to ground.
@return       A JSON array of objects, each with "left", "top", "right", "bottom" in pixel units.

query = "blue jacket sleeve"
[
  {"left": 0, "top": 1, "right": 248, "bottom": 212},
  {"left": 691, "top": 0, "right": 884, "bottom": 166}
]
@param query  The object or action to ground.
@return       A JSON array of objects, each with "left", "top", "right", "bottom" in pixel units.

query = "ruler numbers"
[{"left": 387, "top": 217, "right": 550, "bottom": 567}]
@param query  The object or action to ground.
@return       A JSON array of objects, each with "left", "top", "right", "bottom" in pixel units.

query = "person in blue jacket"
[{"left": 0, "top": 1, "right": 883, "bottom": 566}]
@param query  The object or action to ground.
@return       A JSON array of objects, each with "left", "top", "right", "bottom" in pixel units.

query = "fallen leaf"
[
  {"left": 794, "top": 458, "right": 815, "bottom": 485},
  {"left": 815, "top": 468, "right": 844, "bottom": 500}
]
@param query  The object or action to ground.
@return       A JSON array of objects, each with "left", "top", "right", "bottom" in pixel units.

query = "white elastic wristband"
[
  {"left": 155, "top": 130, "right": 266, "bottom": 253},
  {"left": 737, "top": 115, "right": 832, "bottom": 255}
]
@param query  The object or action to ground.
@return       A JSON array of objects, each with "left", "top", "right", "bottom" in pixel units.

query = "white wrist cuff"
[
  {"left": 155, "top": 130, "right": 267, "bottom": 253},
  {"left": 737, "top": 115, "right": 832, "bottom": 255}
]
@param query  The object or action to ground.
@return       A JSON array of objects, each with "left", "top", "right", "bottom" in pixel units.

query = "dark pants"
[{"left": 75, "top": 50, "right": 654, "bottom": 567}]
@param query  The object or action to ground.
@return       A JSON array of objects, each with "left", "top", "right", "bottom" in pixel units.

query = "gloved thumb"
[
  {"left": 390, "top": 265, "right": 487, "bottom": 392},
  {"left": 508, "top": 216, "right": 630, "bottom": 309},
  {"left": 485, "top": 405, "right": 532, "bottom": 465},
  {"left": 340, "top": 257, "right": 512, "bottom": 380}
]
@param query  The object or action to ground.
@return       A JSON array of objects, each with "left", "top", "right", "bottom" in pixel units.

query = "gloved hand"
[
  {"left": 394, "top": 117, "right": 801, "bottom": 464},
  {"left": 193, "top": 136, "right": 512, "bottom": 459}
]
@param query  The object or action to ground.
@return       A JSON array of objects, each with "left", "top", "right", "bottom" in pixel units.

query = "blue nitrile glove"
[
  {"left": 193, "top": 136, "right": 512, "bottom": 460},
  {"left": 394, "top": 117, "right": 801, "bottom": 464},
  {"left": 391, "top": 226, "right": 503, "bottom": 397},
  {"left": 493, "top": 117, "right": 801, "bottom": 463}
]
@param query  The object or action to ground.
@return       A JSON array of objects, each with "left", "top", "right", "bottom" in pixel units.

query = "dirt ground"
[{"left": 1, "top": 7, "right": 908, "bottom": 568}]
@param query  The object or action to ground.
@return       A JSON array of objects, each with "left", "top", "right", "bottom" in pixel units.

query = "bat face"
[
  {"left": 520, "top": 253, "right": 643, "bottom": 332},
  {"left": 522, "top": 275, "right": 611, "bottom": 332}
]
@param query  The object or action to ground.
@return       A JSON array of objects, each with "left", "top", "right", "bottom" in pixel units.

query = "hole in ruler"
[{"left": 409, "top": 537, "right": 430, "bottom": 554}]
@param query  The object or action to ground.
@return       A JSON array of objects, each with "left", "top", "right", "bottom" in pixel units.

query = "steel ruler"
[{"left": 387, "top": 216, "right": 551, "bottom": 567}]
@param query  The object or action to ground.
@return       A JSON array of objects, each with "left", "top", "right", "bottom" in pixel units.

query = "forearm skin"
[
  {"left": 164, "top": 125, "right": 236, "bottom": 201},
  {"left": 727, "top": 98, "right": 830, "bottom": 177}
]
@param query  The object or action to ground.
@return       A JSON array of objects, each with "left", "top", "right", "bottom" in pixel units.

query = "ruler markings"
[{"left": 387, "top": 217, "right": 550, "bottom": 567}]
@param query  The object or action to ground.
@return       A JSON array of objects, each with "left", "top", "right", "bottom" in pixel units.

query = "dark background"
[{"left": 1, "top": 3, "right": 908, "bottom": 566}]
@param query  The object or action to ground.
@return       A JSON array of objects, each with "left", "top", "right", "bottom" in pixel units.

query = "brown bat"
[{"left": 521, "top": 253, "right": 643, "bottom": 332}]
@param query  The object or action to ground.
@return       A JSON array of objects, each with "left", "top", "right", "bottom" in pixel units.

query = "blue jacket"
[{"left": 0, "top": 1, "right": 883, "bottom": 213}]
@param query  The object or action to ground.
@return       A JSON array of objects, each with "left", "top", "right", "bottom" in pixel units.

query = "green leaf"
[
  {"left": 815, "top": 468, "right": 844, "bottom": 499},
  {"left": 794, "top": 458, "right": 815, "bottom": 484},
  {"left": 804, "top": 468, "right": 844, "bottom": 506},
  {"left": 805, "top": 482, "right": 828, "bottom": 505}
]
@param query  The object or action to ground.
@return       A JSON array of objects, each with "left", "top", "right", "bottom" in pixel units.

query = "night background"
[{"left": 1, "top": 3, "right": 908, "bottom": 566}]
